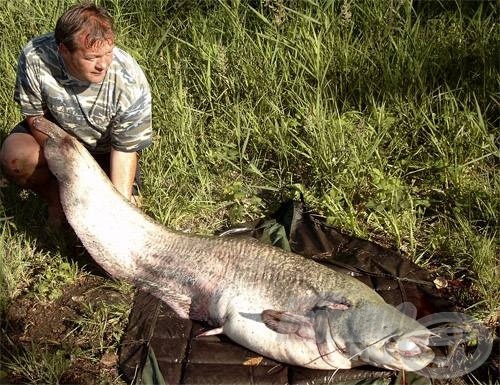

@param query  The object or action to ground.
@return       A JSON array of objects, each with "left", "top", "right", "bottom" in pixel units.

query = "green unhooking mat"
[{"left": 118, "top": 200, "right": 454, "bottom": 385}]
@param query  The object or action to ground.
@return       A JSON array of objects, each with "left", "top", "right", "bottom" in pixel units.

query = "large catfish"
[{"left": 34, "top": 117, "right": 434, "bottom": 372}]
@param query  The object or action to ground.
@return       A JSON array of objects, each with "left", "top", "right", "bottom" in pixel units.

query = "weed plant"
[{"left": 0, "top": 0, "right": 498, "bottom": 383}]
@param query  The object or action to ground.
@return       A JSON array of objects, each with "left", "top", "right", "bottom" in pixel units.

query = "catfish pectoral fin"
[{"left": 261, "top": 309, "right": 314, "bottom": 339}]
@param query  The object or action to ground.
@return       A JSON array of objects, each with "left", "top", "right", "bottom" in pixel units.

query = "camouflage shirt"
[{"left": 14, "top": 33, "right": 152, "bottom": 154}]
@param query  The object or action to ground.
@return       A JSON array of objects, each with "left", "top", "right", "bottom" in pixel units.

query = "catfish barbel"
[{"left": 33, "top": 117, "right": 434, "bottom": 372}]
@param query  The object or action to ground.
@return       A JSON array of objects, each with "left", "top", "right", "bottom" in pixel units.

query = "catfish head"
[
  {"left": 262, "top": 298, "right": 434, "bottom": 371},
  {"left": 321, "top": 300, "right": 434, "bottom": 371}
]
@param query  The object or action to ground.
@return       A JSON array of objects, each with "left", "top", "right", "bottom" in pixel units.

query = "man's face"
[{"left": 59, "top": 30, "right": 114, "bottom": 84}]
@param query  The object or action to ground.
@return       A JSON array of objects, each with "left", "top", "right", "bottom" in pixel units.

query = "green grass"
[
  {"left": 2, "top": 345, "right": 71, "bottom": 385},
  {"left": 0, "top": 0, "right": 498, "bottom": 383}
]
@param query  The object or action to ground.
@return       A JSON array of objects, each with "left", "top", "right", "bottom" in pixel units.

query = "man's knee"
[{"left": 0, "top": 133, "right": 44, "bottom": 185}]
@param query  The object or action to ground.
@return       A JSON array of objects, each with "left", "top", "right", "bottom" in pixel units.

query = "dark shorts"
[{"left": 11, "top": 121, "right": 142, "bottom": 194}]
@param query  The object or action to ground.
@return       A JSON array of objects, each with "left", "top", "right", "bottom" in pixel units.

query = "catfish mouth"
[{"left": 384, "top": 332, "right": 434, "bottom": 371}]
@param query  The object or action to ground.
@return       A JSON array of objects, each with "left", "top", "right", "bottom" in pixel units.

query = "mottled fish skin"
[{"left": 36, "top": 118, "right": 434, "bottom": 372}]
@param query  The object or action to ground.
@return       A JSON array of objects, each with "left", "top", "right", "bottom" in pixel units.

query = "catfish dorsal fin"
[{"left": 261, "top": 310, "right": 314, "bottom": 339}]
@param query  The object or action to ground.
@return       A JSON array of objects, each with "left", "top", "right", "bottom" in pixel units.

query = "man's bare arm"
[{"left": 110, "top": 149, "right": 138, "bottom": 201}]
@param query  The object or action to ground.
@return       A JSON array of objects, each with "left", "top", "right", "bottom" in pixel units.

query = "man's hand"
[
  {"left": 26, "top": 115, "right": 51, "bottom": 146},
  {"left": 110, "top": 149, "right": 138, "bottom": 201}
]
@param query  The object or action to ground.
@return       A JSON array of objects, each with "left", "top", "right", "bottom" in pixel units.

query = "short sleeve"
[
  {"left": 111, "top": 62, "right": 152, "bottom": 152},
  {"left": 14, "top": 49, "right": 45, "bottom": 116}
]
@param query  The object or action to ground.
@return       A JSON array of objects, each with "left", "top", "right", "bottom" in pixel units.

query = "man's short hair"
[{"left": 55, "top": 2, "right": 115, "bottom": 52}]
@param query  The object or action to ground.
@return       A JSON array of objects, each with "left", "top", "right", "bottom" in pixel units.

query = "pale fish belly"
[{"left": 213, "top": 293, "right": 355, "bottom": 370}]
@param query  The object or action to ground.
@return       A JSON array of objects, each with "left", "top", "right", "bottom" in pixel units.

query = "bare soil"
[{"left": 1, "top": 274, "right": 132, "bottom": 384}]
